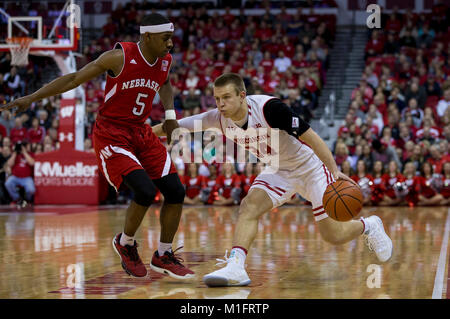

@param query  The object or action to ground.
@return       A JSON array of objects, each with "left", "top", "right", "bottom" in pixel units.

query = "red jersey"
[
  {"left": 10, "top": 127, "right": 27, "bottom": 144},
  {"left": 27, "top": 126, "right": 45, "bottom": 144},
  {"left": 241, "top": 174, "right": 256, "bottom": 197},
  {"left": 184, "top": 175, "right": 204, "bottom": 199},
  {"left": 217, "top": 174, "right": 241, "bottom": 199},
  {"left": 98, "top": 42, "right": 172, "bottom": 126},
  {"left": 416, "top": 176, "right": 439, "bottom": 198},
  {"left": 371, "top": 175, "right": 387, "bottom": 205},
  {"left": 441, "top": 176, "right": 450, "bottom": 199},
  {"left": 404, "top": 176, "right": 419, "bottom": 206},
  {"left": 11, "top": 153, "right": 34, "bottom": 178},
  {"left": 382, "top": 173, "right": 406, "bottom": 199}
]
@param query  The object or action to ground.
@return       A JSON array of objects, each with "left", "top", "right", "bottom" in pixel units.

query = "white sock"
[
  {"left": 120, "top": 232, "right": 134, "bottom": 246},
  {"left": 361, "top": 217, "right": 370, "bottom": 235},
  {"left": 230, "top": 247, "right": 247, "bottom": 268},
  {"left": 158, "top": 242, "right": 172, "bottom": 256}
]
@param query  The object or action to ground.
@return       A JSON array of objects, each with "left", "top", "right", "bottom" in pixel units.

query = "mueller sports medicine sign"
[
  {"left": 34, "top": 98, "right": 100, "bottom": 204},
  {"left": 34, "top": 161, "right": 98, "bottom": 186},
  {"left": 34, "top": 150, "right": 99, "bottom": 204}
]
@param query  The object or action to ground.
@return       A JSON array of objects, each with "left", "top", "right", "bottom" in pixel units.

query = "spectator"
[
  {"left": 0, "top": 145, "right": 11, "bottom": 203},
  {"left": 4, "top": 142, "right": 35, "bottom": 206},
  {"left": 399, "top": 28, "right": 417, "bottom": 48},
  {"left": 405, "top": 82, "right": 427, "bottom": 109},
  {"left": 273, "top": 50, "right": 291, "bottom": 73},
  {"left": 9, "top": 117, "right": 27, "bottom": 144},
  {"left": 183, "top": 88, "right": 201, "bottom": 116},
  {"left": 401, "top": 98, "right": 424, "bottom": 128},
  {"left": 200, "top": 87, "right": 216, "bottom": 111},
  {"left": 372, "top": 139, "right": 402, "bottom": 169},
  {"left": 3, "top": 66, "right": 21, "bottom": 96},
  {"left": 437, "top": 88, "right": 450, "bottom": 118},
  {"left": 27, "top": 117, "right": 46, "bottom": 145}
]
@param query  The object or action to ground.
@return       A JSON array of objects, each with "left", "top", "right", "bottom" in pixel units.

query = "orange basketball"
[{"left": 322, "top": 180, "right": 363, "bottom": 221}]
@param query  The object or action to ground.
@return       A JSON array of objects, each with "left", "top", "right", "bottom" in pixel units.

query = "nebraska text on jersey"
[{"left": 121, "top": 78, "right": 160, "bottom": 92}]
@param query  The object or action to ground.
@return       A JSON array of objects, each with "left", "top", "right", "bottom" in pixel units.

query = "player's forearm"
[
  {"left": 159, "top": 81, "right": 174, "bottom": 111},
  {"left": 299, "top": 128, "right": 339, "bottom": 176},
  {"left": 30, "top": 73, "right": 79, "bottom": 102}
]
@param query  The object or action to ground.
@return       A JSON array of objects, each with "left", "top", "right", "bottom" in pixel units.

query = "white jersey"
[{"left": 177, "top": 94, "right": 319, "bottom": 172}]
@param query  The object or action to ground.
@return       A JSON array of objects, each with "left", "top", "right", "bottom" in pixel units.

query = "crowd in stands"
[{"left": 334, "top": 5, "right": 450, "bottom": 207}]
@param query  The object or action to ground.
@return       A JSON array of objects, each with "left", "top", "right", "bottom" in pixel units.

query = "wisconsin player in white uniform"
[{"left": 153, "top": 73, "right": 393, "bottom": 287}]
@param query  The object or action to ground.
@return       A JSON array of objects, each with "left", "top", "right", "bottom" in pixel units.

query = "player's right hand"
[{"left": 0, "top": 96, "right": 33, "bottom": 115}]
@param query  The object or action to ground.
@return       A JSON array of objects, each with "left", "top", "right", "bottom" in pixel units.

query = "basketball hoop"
[{"left": 6, "top": 37, "right": 33, "bottom": 67}]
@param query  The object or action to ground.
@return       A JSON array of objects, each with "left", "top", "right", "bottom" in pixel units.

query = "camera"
[{"left": 14, "top": 142, "right": 26, "bottom": 154}]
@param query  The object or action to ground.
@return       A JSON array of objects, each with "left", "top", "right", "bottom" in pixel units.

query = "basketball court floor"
[{"left": 0, "top": 204, "right": 449, "bottom": 299}]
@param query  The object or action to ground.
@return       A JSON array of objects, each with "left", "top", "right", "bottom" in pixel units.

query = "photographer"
[{"left": 4, "top": 142, "right": 35, "bottom": 207}]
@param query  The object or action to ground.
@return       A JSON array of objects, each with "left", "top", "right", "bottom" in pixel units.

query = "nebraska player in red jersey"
[{"left": 1, "top": 14, "right": 194, "bottom": 279}]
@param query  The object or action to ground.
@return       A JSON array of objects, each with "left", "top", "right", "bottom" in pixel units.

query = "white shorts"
[{"left": 250, "top": 156, "right": 335, "bottom": 221}]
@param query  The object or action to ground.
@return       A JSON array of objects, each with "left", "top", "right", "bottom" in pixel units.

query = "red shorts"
[{"left": 93, "top": 119, "right": 176, "bottom": 191}]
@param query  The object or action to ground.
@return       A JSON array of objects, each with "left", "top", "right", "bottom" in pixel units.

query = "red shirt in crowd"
[
  {"left": 216, "top": 174, "right": 241, "bottom": 199},
  {"left": 11, "top": 152, "right": 34, "bottom": 178},
  {"left": 241, "top": 174, "right": 256, "bottom": 198},
  {"left": 441, "top": 176, "right": 450, "bottom": 199},
  {"left": 416, "top": 176, "right": 439, "bottom": 198},
  {"left": 27, "top": 126, "right": 46, "bottom": 144},
  {"left": 0, "top": 124, "right": 7, "bottom": 139},
  {"left": 183, "top": 175, "right": 205, "bottom": 199},
  {"left": 10, "top": 127, "right": 27, "bottom": 144},
  {"left": 382, "top": 173, "right": 406, "bottom": 199}
]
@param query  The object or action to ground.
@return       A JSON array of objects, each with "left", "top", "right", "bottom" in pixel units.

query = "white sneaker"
[
  {"left": 203, "top": 251, "right": 251, "bottom": 287},
  {"left": 363, "top": 216, "right": 393, "bottom": 262}
]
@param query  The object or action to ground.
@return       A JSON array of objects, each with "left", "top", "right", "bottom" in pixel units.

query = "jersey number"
[{"left": 132, "top": 93, "right": 148, "bottom": 116}]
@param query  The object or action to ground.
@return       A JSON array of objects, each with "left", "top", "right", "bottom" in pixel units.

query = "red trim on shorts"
[
  {"left": 252, "top": 181, "right": 283, "bottom": 196},
  {"left": 314, "top": 210, "right": 326, "bottom": 217},
  {"left": 322, "top": 164, "right": 330, "bottom": 185},
  {"left": 254, "top": 179, "right": 286, "bottom": 193},
  {"left": 313, "top": 205, "right": 324, "bottom": 211}
]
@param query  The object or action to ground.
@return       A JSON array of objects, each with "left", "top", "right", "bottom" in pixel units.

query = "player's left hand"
[
  {"left": 162, "top": 119, "right": 179, "bottom": 144},
  {"left": 333, "top": 171, "right": 359, "bottom": 187}
]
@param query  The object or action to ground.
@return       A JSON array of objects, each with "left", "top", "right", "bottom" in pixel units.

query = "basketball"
[{"left": 322, "top": 180, "right": 364, "bottom": 221}]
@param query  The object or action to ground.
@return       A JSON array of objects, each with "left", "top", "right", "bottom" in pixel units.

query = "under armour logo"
[
  {"left": 59, "top": 132, "right": 74, "bottom": 142},
  {"left": 130, "top": 59, "right": 137, "bottom": 64}
]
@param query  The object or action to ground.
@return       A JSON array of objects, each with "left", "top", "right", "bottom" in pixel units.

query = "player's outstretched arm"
[
  {"left": 0, "top": 49, "right": 123, "bottom": 114},
  {"left": 299, "top": 128, "right": 357, "bottom": 185},
  {"left": 152, "top": 123, "right": 166, "bottom": 137}
]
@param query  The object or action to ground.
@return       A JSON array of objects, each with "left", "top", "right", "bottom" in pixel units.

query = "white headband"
[{"left": 140, "top": 23, "right": 174, "bottom": 34}]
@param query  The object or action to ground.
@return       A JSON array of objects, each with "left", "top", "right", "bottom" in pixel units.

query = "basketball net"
[{"left": 6, "top": 37, "right": 33, "bottom": 66}]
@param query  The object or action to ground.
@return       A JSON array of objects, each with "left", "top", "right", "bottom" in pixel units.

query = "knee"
[
  {"left": 238, "top": 197, "right": 261, "bottom": 220},
  {"left": 134, "top": 187, "right": 157, "bottom": 207},
  {"left": 163, "top": 184, "right": 185, "bottom": 204}
]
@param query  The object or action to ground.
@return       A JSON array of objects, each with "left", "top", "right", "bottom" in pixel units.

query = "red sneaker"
[
  {"left": 150, "top": 247, "right": 195, "bottom": 279},
  {"left": 112, "top": 233, "right": 147, "bottom": 277}
]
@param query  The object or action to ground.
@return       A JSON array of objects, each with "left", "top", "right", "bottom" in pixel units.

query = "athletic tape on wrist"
[{"left": 165, "top": 110, "right": 176, "bottom": 120}]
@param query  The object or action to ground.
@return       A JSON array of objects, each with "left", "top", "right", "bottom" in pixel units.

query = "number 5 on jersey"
[{"left": 132, "top": 93, "right": 148, "bottom": 116}]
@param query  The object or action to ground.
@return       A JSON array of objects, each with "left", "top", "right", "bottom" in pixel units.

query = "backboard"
[{"left": 0, "top": 0, "right": 79, "bottom": 53}]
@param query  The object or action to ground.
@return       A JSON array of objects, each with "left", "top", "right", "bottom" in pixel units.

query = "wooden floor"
[{"left": 0, "top": 204, "right": 449, "bottom": 299}]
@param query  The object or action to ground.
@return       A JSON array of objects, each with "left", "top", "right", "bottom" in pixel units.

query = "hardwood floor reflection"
[{"left": 0, "top": 205, "right": 448, "bottom": 299}]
